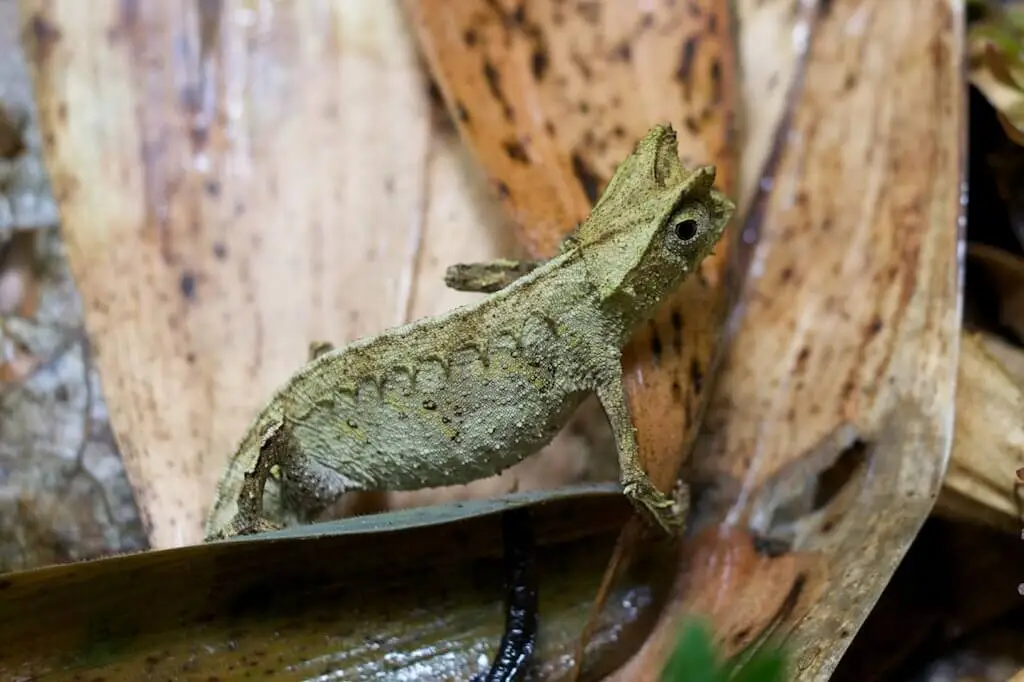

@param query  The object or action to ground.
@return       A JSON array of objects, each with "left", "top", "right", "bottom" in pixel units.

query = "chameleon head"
[{"left": 573, "top": 124, "right": 735, "bottom": 321}]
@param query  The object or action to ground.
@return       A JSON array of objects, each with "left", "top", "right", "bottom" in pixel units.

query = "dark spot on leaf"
[
  {"left": 179, "top": 271, "right": 197, "bottom": 301},
  {"left": 186, "top": 352, "right": 196, "bottom": 365},
  {"left": 650, "top": 328, "right": 663, "bottom": 365},
  {"left": 576, "top": 1, "right": 601, "bottom": 24},
  {"left": 866, "top": 316, "right": 883, "bottom": 337},
  {"left": 670, "top": 310, "right": 684, "bottom": 351},
  {"left": 780, "top": 266, "right": 794, "bottom": 283},
  {"left": 28, "top": 13, "right": 62, "bottom": 63},
  {"left": 613, "top": 41, "right": 632, "bottom": 62},
  {"left": 709, "top": 58, "right": 723, "bottom": 105},
  {"left": 483, "top": 60, "right": 514, "bottom": 121},
  {"left": 732, "top": 627, "right": 751, "bottom": 647},
  {"left": 671, "top": 380, "right": 682, "bottom": 402},
  {"left": 213, "top": 242, "right": 228, "bottom": 260},
  {"left": 463, "top": 28, "right": 478, "bottom": 46},
  {"left": 532, "top": 48, "right": 549, "bottom": 80},
  {"left": 675, "top": 36, "right": 697, "bottom": 97},
  {"left": 503, "top": 139, "right": 530, "bottom": 164},
  {"left": 841, "top": 379, "right": 856, "bottom": 400},
  {"left": 571, "top": 51, "right": 592, "bottom": 81},
  {"left": 670, "top": 309, "right": 683, "bottom": 334},
  {"left": 571, "top": 153, "right": 601, "bottom": 205},
  {"left": 495, "top": 180, "right": 511, "bottom": 199},
  {"left": 684, "top": 116, "right": 700, "bottom": 135},
  {"left": 455, "top": 101, "right": 470, "bottom": 123},
  {"left": 689, "top": 358, "right": 703, "bottom": 392},
  {"left": 423, "top": 399, "right": 437, "bottom": 410},
  {"left": 795, "top": 346, "right": 810, "bottom": 371}
]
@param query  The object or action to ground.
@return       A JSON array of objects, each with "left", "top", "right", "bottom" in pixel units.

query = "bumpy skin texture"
[{"left": 204, "top": 124, "right": 735, "bottom": 541}]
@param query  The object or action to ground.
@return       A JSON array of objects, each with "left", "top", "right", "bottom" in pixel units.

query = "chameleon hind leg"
[{"left": 233, "top": 418, "right": 346, "bottom": 535}]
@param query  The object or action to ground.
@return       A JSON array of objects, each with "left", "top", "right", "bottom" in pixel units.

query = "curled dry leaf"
[
  {"left": 0, "top": 487, "right": 683, "bottom": 681},
  {"left": 20, "top": 0, "right": 608, "bottom": 548},
  {"left": 969, "top": 0, "right": 1024, "bottom": 146},
  {"left": 968, "top": 243, "right": 1024, "bottom": 342},
  {"left": 934, "top": 332, "right": 1024, "bottom": 533},
  {"left": 611, "top": 0, "right": 965, "bottom": 679},
  {"left": 978, "top": 328, "right": 1024, "bottom": 384}
]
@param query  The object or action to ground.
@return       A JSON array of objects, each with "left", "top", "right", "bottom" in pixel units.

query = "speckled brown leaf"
[
  {"left": 19, "top": 0, "right": 608, "bottom": 549},
  {"left": 609, "top": 0, "right": 965, "bottom": 679},
  {"left": 934, "top": 332, "right": 1024, "bottom": 533},
  {"left": 405, "top": 4, "right": 748, "bottom": 674},
  {"left": 969, "top": 243, "right": 1024, "bottom": 342},
  {"left": 406, "top": 0, "right": 741, "bottom": 506}
]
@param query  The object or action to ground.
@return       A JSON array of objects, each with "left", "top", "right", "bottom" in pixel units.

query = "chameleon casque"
[{"left": 204, "top": 124, "right": 735, "bottom": 541}]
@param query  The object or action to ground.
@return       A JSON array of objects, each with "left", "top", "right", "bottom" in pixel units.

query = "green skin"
[{"left": 204, "top": 124, "right": 735, "bottom": 541}]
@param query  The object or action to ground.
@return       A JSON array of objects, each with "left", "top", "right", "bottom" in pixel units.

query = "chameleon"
[{"left": 203, "top": 123, "right": 735, "bottom": 541}]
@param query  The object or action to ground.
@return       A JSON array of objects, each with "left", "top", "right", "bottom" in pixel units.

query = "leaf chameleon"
[{"left": 204, "top": 124, "right": 735, "bottom": 541}]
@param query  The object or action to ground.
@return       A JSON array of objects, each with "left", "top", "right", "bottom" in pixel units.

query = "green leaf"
[{"left": 660, "top": 619, "right": 721, "bottom": 682}]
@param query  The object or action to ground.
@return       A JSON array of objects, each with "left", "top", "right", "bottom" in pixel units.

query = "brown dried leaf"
[
  {"left": 405, "top": 0, "right": 742, "bottom": 508},
  {"left": 968, "top": 243, "right": 1024, "bottom": 343},
  {"left": 611, "top": 1, "right": 965, "bottom": 678},
  {"left": 934, "top": 332, "right": 1024, "bottom": 532},
  {"left": 20, "top": 0, "right": 604, "bottom": 549},
  {"left": 977, "top": 329, "right": 1024, "bottom": 384}
]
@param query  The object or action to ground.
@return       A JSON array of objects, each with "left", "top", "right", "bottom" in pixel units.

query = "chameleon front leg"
[
  {"left": 444, "top": 231, "right": 581, "bottom": 293},
  {"left": 594, "top": 370, "right": 684, "bottom": 536},
  {"left": 308, "top": 341, "right": 335, "bottom": 360},
  {"left": 444, "top": 259, "right": 546, "bottom": 293}
]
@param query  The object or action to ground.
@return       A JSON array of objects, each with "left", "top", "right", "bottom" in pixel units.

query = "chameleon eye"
[{"left": 673, "top": 218, "right": 699, "bottom": 241}]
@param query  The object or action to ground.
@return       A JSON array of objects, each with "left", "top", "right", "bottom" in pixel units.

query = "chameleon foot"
[
  {"left": 623, "top": 479, "right": 685, "bottom": 535},
  {"left": 233, "top": 517, "right": 284, "bottom": 537}
]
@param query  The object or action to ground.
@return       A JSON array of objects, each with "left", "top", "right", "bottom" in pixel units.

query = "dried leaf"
[
  {"left": 612, "top": 1, "right": 965, "bottom": 678},
  {"left": 934, "top": 332, "right": 1024, "bottom": 532},
  {"left": 0, "top": 487, "right": 679, "bottom": 681},
  {"left": 977, "top": 328, "right": 1024, "bottom": 384},
  {"left": 406, "top": 0, "right": 741, "bottom": 504},
  {"left": 968, "top": 243, "right": 1024, "bottom": 342},
  {"left": 970, "top": 0, "right": 1024, "bottom": 146},
  {"left": 405, "top": 3, "right": 747, "bottom": 673},
  {"left": 20, "top": 0, "right": 605, "bottom": 548}
]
